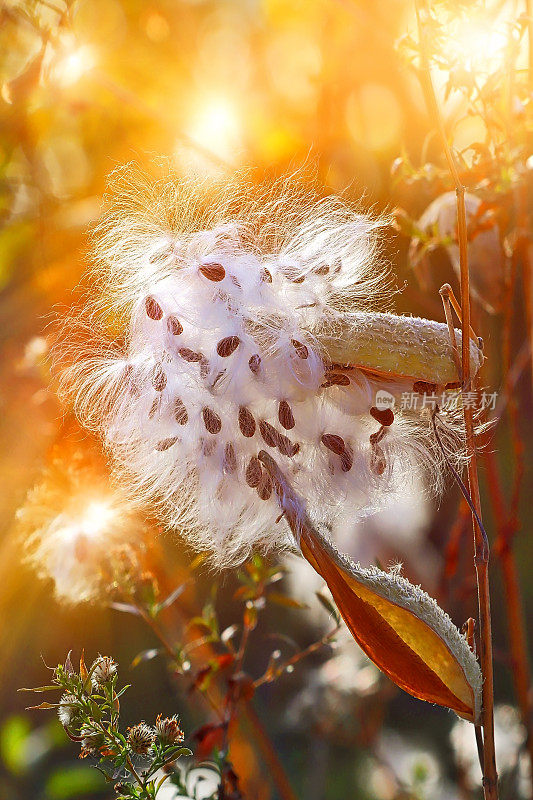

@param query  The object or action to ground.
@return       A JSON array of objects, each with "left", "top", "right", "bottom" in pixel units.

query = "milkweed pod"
[
  {"left": 300, "top": 527, "right": 482, "bottom": 722},
  {"left": 317, "top": 311, "right": 483, "bottom": 386}
]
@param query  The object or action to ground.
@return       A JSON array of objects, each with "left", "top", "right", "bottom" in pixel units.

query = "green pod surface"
[{"left": 316, "top": 311, "right": 483, "bottom": 386}]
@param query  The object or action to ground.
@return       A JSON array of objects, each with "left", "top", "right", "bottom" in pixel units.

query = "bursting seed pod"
[{"left": 57, "top": 167, "right": 483, "bottom": 720}]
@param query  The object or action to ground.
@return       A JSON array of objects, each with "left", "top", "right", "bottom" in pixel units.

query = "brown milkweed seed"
[
  {"left": 276, "top": 432, "right": 299, "bottom": 457},
  {"left": 217, "top": 336, "right": 240, "bottom": 357},
  {"left": 370, "top": 406, "right": 394, "bottom": 426},
  {"left": 413, "top": 380, "right": 437, "bottom": 395},
  {"left": 174, "top": 398, "right": 188, "bottom": 425},
  {"left": 201, "top": 437, "right": 217, "bottom": 457},
  {"left": 223, "top": 442, "right": 237, "bottom": 473},
  {"left": 324, "top": 373, "right": 350, "bottom": 387},
  {"left": 238, "top": 406, "right": 256, "bottom": 437},
  {"left": 314, "top": 264, "right": 329, "bottom": 275},
  {"left": 245, "top": 457, "right": 262, "bottom": 488},
  {"left": 167, "top": 315, "right": 183, "bottom": 335},
  {"left": 203, "top": 407, "right": 222, "bottom": 434},
  {"left": 152, "top": 366, "right": 167, "bottom": 392},
  {"left": 149, "top": 397, "right": 161, "bottom": 419},
  {"left": 155, "top": 437, "right": 178, "bottom": 451},
  {"left": 145, "top": 296, "right": 163, "bottom": 320},
  {"left": 179, "top": 347, "right": 203, "bottom": 363},
  {"left": 371, "top": 445, "right": 387, "bottom": 476},
  {"left": 257, "top": 471, "right": 273, "bottom": 501},
  {"left": 340, "top": 448, "right": 353, "bottom": 472},
  {"left": 261, "top": 268, "right": 273, "bottom": 283},
  {"left": 199, "top": 263, "right": 225, "bottom": 282},
  {"left": 249, "top": 354, "right": 261, "bottom": 374},
  {"left": 259, "top": 420, "right": 278, "bottom": 448},
  {"left": 291, "top": 339, "right": 309, "bottom": 359},
  {"left": 321, "top": 433, "right": 346, "bottom": 455},
  {"left": 278, "top": 400, "right": 295, "bottom": 430},
  {"left": 199, "top": 356, "right": 210, "bottom": 379}
]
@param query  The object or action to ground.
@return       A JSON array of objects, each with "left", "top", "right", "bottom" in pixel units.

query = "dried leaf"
[
  {"left": 268, "top": 592, "right": 308, "bottom": 610},
  {"left": 300, "top": 528, "right": 482, "bottom": 722}
]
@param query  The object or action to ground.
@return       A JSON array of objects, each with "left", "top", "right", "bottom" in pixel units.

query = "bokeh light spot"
[{"left": 346, "top": 84, "right": 402, "bottom": 153}]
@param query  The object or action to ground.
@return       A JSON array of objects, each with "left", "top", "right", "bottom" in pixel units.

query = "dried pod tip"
[{"left": 300, "top": 528, "right": 482, "bottom": 723}]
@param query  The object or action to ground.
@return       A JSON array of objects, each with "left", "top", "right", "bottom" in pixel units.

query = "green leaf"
[{"left": 45, "top": 764, "right": 105, "bottom": 799}]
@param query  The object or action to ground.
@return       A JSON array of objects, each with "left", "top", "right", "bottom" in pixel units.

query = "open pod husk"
[
  {"left": 315, "top": 311, "right": 483, "bottom": 385},
  {"left": 259, "top": 450, "right": 482, "bottom": 723}
]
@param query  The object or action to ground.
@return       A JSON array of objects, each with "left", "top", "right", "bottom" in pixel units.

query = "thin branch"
[{"left": 414, "top": 3, "right": 498, "bottom": 797}]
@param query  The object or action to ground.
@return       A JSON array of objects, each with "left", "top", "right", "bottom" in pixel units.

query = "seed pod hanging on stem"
[{"left": 55, "top": 165, "right": 483, "bottom": 720}]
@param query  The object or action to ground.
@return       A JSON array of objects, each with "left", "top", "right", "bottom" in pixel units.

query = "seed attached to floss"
[
  {"left": 145, "top": 296, "right": 163, "bottom": 320},
  {"left": 291, "top": 339, "right": 309, "bottom": 359},
  {"left": 179, "top": 347, "right": 203, "bottom": 363},
  {"left": 203, "top": 407, "right": 222, "bottom": 434},
  {"left": 259, "top": 420, "right": 278, "bottom": 448},
  {"left": 149, "top": 397, "right": 161, "bottom": 419},
  {"left": 155, "top": 437, "right": 178, "bottom": 451},
  {"left": 276, "top": 431, "right": 299, "bottom": 457},
  {"left": 278, "top": 400, "right": 295, "bottom": 430},
  {"left": 257, "top": 471, "right": 273, "bottom": 500},
  {"left": 174, "top": 398, "right": 188, "bottom": 425},
  {"left": 321, "top": 433, "right": 346, "bottom": 455},
  {"left": 249, "top": 354, "right": 261, "bottom": 374},
  {"left": 322, "top": 373, "right": 351, "bottom": 387},
  {"left": 245, "top": 456, "right": 262, "bottom": 488},
  {"left": 261, "top": 268, "right": 273, "bottom": 283},
  {"left": 413, "top": 380, "right": 438, "bottom": 395},
  {"left": 223, "top": 442, "right": 237, "bottom": 473},
  {"left": 217, "top": 336, "right": 240, "bottom": 357},
  {"left": 152, "top": 365, "right": 167, "bottom": 392},
  {"left": 340, "top": 451, "right": 353, "bottom": 472},
  {"left": 371, "top": 444, "right": 387, "bottom": 476},
  {"left": 239, "top": 406, "right": 256, "bottom": 438},
  {"left": 200, "top": 356, "right": 210, "bottom": 379},
  {"left": 199, "top": 263, "right": 225, "bottom": 282},
  {"left": 167, "top": 315, "right": 183, "bottom": 335},
  {"left": 370, "top": 406, "right": 394, "bottom": 426}
]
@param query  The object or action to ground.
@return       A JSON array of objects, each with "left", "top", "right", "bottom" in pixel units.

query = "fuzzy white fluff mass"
[{"left": 58, "top": 166, "right": 465, "bottom": 566}]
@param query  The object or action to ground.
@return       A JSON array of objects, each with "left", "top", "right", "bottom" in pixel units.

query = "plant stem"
[
  {"left": 485, "top": 448, "right": 533, "bottom": 792},
  {"left": 414, "top": 3, "right": 498, "bottom": 796}
]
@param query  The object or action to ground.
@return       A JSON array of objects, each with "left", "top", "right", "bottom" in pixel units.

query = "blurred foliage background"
[{"left": 1, "top": 0, "right": 532, "bottom": 798}]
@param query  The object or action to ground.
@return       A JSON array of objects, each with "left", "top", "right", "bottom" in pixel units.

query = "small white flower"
[
  {"left": 90, "top": 655, "right": 118, "bottom": 688},
  {"left": 57, "top": 692, "right": 79, "bottom": 728},
  {"left": 155, "top": 714, "right": 184, "bottom": 745},
  {"left": 127, "top": 722, "right": 155, "bottom": 755}
]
